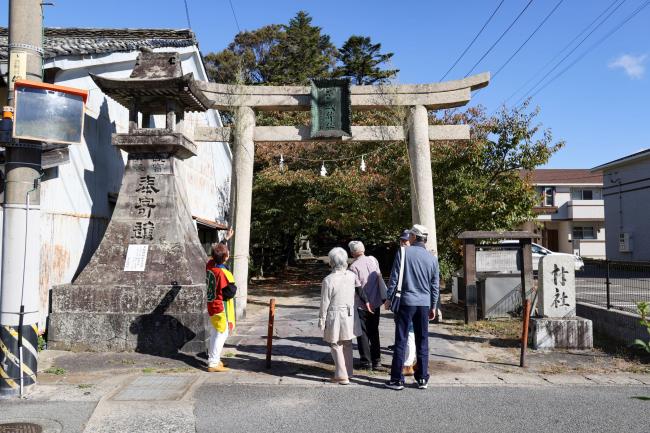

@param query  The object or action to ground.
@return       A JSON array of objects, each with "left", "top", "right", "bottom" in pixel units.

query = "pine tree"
[
  {"left": 204, "top": 25, "right": 284, "bottom": 84},
  {"left": 264, "top": 11, "right": 337, "bottom": 85},
  {"left": 335, "top": 35, "right": 399, "bottom": 85}
]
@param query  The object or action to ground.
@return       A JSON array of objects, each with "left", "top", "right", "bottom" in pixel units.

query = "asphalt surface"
[
  {"left": 1, "top": 384, "right": 649, "bottom": 432},
  {"left": 0, "top": 401, "right": 97, "bottom": 433},
  {"left": 576, "top": 276, "right": 650, "bottom": 314},
  {"left": 194, "top": 384, "right": 650, "bottom": 433}
]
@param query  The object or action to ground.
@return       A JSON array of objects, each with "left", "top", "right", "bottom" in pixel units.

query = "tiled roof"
[
  {"left": 0, "top": 28, "right": 197, "bottom": 61},
  {"left": 520, "top": 169, "right": 603, "bottom": 185}
]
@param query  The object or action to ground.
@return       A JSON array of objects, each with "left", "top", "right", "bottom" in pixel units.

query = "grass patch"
[
  {"left": 77, "top": 384, "right": 93, "bottom": 389},
  {"left": 140, "top": 366, "right": 193, "bottom": 374},
  {"left": 44, "top": 367, "right": 66, "bottom": 375},
  {"left": 154, "top": 367, "right": 193, "bottom": 374},
  {"left": 222, "top": 352, "right": 236, "bottom": 358},
  {"left": 459, "top": 319, "right": 521, "bottom": 340},
  {"left": 591, "top": 332, "right": 650, "bottom": 373},
  {"left": 37, "top": 335, "right": 46, "bottom": 352},
  {"left": 538, "top": 365, "right": 566, "bottom": 375}
]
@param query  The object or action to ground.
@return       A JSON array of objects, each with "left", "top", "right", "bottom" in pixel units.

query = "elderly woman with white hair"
[{"left": 318, "top": 247, "right": 362, "bottom": 384}]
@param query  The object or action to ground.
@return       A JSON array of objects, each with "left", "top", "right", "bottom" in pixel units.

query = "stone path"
[{"left": 209, "top": 261, "right": 650, "bottom": 387}]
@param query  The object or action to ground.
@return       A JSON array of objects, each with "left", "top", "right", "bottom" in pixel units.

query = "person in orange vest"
[{"left": 206, "top": 243, "right": 237, "bottom": 372}]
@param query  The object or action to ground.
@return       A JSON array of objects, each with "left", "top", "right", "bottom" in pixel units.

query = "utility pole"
[{"left": 0, "top": 0, "right": 44, "bottom": 397}]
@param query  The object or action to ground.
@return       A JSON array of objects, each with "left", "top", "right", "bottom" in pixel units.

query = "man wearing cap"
[
  {"left": 348, "top": 240, "right": 387, "bottom": 370},
  {"left": 384, "top": 224, "right": 440, "bottom": 390}
]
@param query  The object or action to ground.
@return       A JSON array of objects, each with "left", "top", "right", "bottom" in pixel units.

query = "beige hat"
[{"left": 410, "top": 224, "right": 428, "bottom": 237}]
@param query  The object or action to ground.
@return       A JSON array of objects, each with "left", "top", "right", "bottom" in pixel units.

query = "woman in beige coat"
[{"left": 319, "top": 247, "right": 362, "bottom": 385}]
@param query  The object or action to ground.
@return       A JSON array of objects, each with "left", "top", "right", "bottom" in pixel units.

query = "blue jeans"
[{"left": 390, "top": 305, "right": 430, "bottom": 382}]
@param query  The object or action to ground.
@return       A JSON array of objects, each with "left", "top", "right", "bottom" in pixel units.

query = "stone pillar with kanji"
[
  {"left": 48, "top": 51, "right": 213, "bottom": 353},
  {"left": 531, "top": 255, "right": 593, "bottom": 350}
]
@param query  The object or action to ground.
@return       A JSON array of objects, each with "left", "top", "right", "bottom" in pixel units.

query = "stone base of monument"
[
  {"left": 530, "top": 317, "right": 593, "bottom": 350},
  {"left": 48, "top": 283, "right": 208, "bottom": 354}
]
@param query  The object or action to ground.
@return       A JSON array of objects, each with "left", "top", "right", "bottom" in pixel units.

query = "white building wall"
[
  {"left": 532, "top": 183, "right": 606, "bottom": 259},
  {"left": 603, "top": 160, "right": 650, "bottom": 261}
]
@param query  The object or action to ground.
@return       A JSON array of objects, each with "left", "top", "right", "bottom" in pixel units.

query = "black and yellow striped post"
[{"left": 0, "top": 321, "right": 38, "bottom": 396}]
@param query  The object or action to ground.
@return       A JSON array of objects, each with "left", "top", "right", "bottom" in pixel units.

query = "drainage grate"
[{"left": 0, "top": 423, "right": 43, "bottom": 433}]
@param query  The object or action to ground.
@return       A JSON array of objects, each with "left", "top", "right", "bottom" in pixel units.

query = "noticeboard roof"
[
  {"left": 458, "top": 231, "right": 540, "bottom": 240},
  {"left": 14, "top": 79, "right": 89, "bottom": 103}
]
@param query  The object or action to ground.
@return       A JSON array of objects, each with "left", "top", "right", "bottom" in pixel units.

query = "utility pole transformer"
[{"left": 0, "top": 0, "right": 44, "bottom": 397}]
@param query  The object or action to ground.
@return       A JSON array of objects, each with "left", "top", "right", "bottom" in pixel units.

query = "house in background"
[
  {"left": 0, "top": 28, "right": 232, "bottom": 327},
  {"left": 521, "top": 169, "right": 605, "bottom": 259},
  {"left": 592, "top": 149, "right": 650, "bottom": 262}
]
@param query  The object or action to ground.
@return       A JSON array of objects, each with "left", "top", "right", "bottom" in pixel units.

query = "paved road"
[
  {"left": 195, "top": 384, "right": 650, "bottom": 433},
  {"left": 576, "top": 276, "right": 650, "bottom": 314},
  {"left": 4, "top": 381, "right": 648, "bottom": 432}
]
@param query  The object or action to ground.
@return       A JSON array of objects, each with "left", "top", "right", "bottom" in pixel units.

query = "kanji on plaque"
[
  {"left": 135, "top": 197, "right": 156, "bottom": 218},
  {"left": 131, "top": 221, "right": 155, "bottom": 240},
  {"left": 151, "top": 157, "right": 167, "bottom": 173},
  {"left": 539, "top": 255, "right": 576, "bottom": 318},
  {"left": 136, "top": 175, "right": 160, "bottom": 194}
]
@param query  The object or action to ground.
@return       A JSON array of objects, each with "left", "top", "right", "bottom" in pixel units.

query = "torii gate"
[{"left": 192, "top": 73, "right": 490, "bottom": 318}]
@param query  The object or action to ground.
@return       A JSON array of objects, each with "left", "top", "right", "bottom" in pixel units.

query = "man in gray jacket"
[{"left": 384, "top": 224, "right": 439, "bottom": 390}]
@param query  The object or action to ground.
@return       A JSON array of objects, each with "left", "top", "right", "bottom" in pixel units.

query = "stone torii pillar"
[
  {"left": 408, "top": 105, "right": 438, "bottom": 254},
  {"left": 194, "top": 73, "right": 490, "bottom": 317},
  {"left": 230, "top": 106, "right": 255, "bottom": 319}
]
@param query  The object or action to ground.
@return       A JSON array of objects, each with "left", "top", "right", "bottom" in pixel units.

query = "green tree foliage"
[
  {"left": 264, "top": 11, "right": 337, "bottom": 85},
  {"left": 205, "top": 11, "right": 337, "bottom": 86},
  {"left": 252, "top": 103, "right": 562, "bottom": 276},
  {"left": 204, "top": 25, "right": 284, "bottom": 84},
  {"left": 334, "top": 35, "right": 399, "bottom": 85},
  {"left": 203, "top": 12, "right": 398, "bottom": 87}
]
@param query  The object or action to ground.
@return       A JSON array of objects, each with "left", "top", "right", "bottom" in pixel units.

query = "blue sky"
[{"left": 2, "top": 0, "right": 648, "bottom": 168}]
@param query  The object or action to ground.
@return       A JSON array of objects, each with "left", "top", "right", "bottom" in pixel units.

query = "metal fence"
[{"left": 576, "top": 259, "right": 650, "bottom": 315}]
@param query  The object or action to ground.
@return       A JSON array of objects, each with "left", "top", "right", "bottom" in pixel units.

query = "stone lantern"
[{"left": 49, "top": 51, "right": 212, "bottom": 354}]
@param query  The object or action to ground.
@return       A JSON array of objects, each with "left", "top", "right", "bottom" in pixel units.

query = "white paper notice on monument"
[
  {"left": 538, "top": 255, "right": 576, "bottom": 318},
  {"left": 124, "top": 244, "right": 149, "bottom": 272}
]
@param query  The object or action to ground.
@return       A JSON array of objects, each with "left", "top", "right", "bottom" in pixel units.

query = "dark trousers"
[
  {"left": 356, "top": 307, "right": 381, "bottom": 367},
  {"left": 390, "top": 305, "right": 430, "bottom": 382}
]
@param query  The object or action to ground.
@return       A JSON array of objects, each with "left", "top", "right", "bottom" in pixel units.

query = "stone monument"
[
  {"left": 531, "top": 255, "right": 593, "bottom": 350},
  {"left": 296, "top": 235, "right": 315, "bottom": 260},
  {"left": 48, "top": 51, "right": 212, "bottom": 353}
]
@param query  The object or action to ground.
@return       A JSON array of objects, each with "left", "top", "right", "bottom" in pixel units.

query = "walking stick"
[
  {"left": 266, "top": 298, "right": 276, "bottom": 369},
  {"left": 520, "top": 299, "right": 531, "bottom": 368}
]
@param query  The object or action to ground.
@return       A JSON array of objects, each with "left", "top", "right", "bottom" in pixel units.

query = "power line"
[
  {"left": 183, "top": 0, "right": 192, "bottom": 29},
  {"left": 470, "top": 0, "right": 564, "bottom": 105},
  {"left": 513, "top": 0, "right": 628, "bottom": 106},
  {"left": 527, "top": 0, "right": 650, "bottom": 101},
  {"left": 491, "top": 0, "right": 565, "bottom": 80},
  {"left": 501, "top": 0, "right": 623, "bottom": 106},
  {"left": 228, "top": 0, "right": 242, "bottom": 33},
  {"left": 439, "top": 0, "right": 505, "bottom": 81},
  {"left": 464, "top": 0, "right": 535, "bottom": 78}
]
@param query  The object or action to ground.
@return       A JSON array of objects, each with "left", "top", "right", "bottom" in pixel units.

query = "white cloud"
[{"left": 608, "top": 54, "right": 647, "bottom": 79}]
